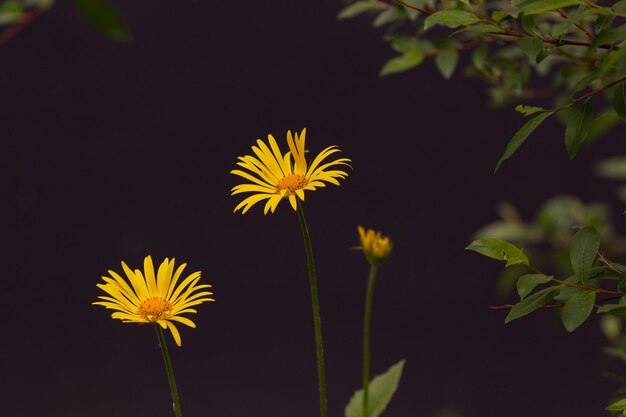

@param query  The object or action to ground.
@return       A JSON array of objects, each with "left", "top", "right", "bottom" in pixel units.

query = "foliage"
[
  {"left": 0, "top": 0, "right": 130, "bottom": 44},
  {"left": 338, "top": 0, "right": 626, "bottom": 169},
  {"left": 465, "top": 156, "right": 626, "bottom": 413}
]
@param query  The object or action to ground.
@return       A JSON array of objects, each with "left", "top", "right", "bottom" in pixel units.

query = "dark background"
[{"left": 2, "top": 1, "right": 625, "bottom": 416}]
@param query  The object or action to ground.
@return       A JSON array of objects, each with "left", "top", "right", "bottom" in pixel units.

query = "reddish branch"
[
  {"left": 0, "top": 7, "right": 44, "bottom": 48},
  {"left": 489, "top": 295, "right": 623, "bottom": 311}
]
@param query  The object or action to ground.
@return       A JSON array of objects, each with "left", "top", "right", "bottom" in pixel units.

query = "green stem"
[
  {"left": 155, "top": 324, "right": 183, "bottom": 417},
  {"left": 362, "top": 264, "right": 378, "bottom": 417},
  {"left": 295, "top": 199, "right": 328, "bottom": 417}
]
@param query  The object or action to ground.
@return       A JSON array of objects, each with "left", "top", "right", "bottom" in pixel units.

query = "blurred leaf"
[
  {"left": 495, "top": 112, "right": 552, "bottom": 172},
  {"left": 337, "top": 1, "right": 382, "bottom": 19},
  {"left": 608, "top": 398, "right": 626, "bottom": 412},
  {"left": 521, "top": 14, "right": 542, "bottom": 37},
  {"left": 614, "top": 82, "right": 626, "bottom": 121},
  {"left": 424, "top": 9, "right": 480, "bottom": 30},
  {"left": 614, "top": 1, "right": 626, "bottom": 13},
  {"left": 518, "top": 36, "right": 543, "bottom": 62},
  {"left": 552, "top": 7, "right": 586, "bottom": 37},
  {"left": 75, "top": 0, "right": 131, "bottom": 43},
  {"left": 492, "top": 11, "right": 510, "bottom": 21},
  {"left": 561, "top": 289, "right": 596, "bottom": 332},
  {"left": 596, "top": 156, "right": 626, "bottom": 180},
  {"left": 587, "top": 109, "right": 621, "bottom": 141},
  {"left": 465, "top": 238, "right": 529, "bottom": 267},
  {"left": 0, "top": 1, "right": 23, "bottom": 25},
  {"left": 570, "top": 226, "right": 600, "bottom": 282},
  {"left": 594, "top": 14, "right": 615, "bottom": 35},
  {"left": 372, "top": 6, "right": 402, "bottom": 27},
  {"left": 435, "top": 49, "right": 458, "bottom": 79},
  {"left": 564, "top": 101, "right": 593, "bottom": 159},
  {"left": 451, "top": 23, "right": 505, "bottom": 36},
  {"left": 601, "top": 315, "right": 622, "bottom": 342},
  {"left": 505, "top": 286, "right": 560, "bottom": 323},
  {"left": 345, "top": 359, "right": 406, "bottom": 417},
  {"left": 517, "top": 273, "right": 552, "bottom": 300},
  {"left": 380, "top": 51, "right": 424, "bottom": 76},
  {"left": 592, "top": 24, "right": 626, "bottom": 49},
  {"left": 519, "top": 0, "right": 582, "bottom": 15}
]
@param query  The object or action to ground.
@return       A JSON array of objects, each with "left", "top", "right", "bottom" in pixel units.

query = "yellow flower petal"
[
  {"left": 231, "top": 128, "right": 350, "bottom": 214},
  {"left": 94, "top": 257, "right": 214, "bottom": 347}
]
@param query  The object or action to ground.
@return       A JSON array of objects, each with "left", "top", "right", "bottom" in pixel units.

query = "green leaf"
[
  {"left": 0, "top": 1, "right": 23, "bottom": 25},
  {"left": 588, "top": 109, "right": 621, "bottom": 140},
  {"left": 592, "top": 24, "right": 626, "bottom": 49},
  {"left": 380, "top": 52, "right": 424, "bottom": 76},
  {"left": 596, "top": 156, "right": 626, "bottom": 180},
  {"left": 561, "top": 289, "right": 596, "bottom": 332},
  {"left": 337, "top": 1, "right": 382, "bottom": 19},
  {"left": 451, "top": 23, "right": 505, "bottom": 36},
  {"left": 552, "top": 7, "right": 586, "bottom": 37},
  {"left": 564, "top": 101, "right": 593, "bottom": 159},
  {"left": 607, "top": 398, "right": 626, "bottom": 412},
  {"left": 75, "top": 0, "right": 132, "bottom": 43},
  {"left": 465, "top": 238, "right": 529, "bottom": 267},
  {"left": 515, "top": 104, "right": 544, "bottom": 116},
  {"left": 614, "top": 82, "right": 626, "bottom": 121},
  {"left": 505, "top": 287, "right": 560, "bottom": 323},
  {"left": 570, "top": 226, "right": 600, "bottom": 282},
  {"left": 495, "top": 112, "right": 552, "bottom": 172},
  {"left": 594, "top": 14, "right": 615, "bottom": 35},
  {"left": 372, "top": 6, "right": 402, "bottom": 27},
  {"left": 518, "top": 36, "right": 544, "bottom": 62},
  {"left": 517, "top": 274, "right": 552, "bottom": 300},
  {"left": 345, "top": 359, "right": 406, "bottom": 417},
  {"left": 519, "top": 0, "right": 582, "bottom": 15},
  {"left": 521, "top": 14, "right": 542, "bottom": 37},
  {"left": 435, "top": 49, "right": 458, "bottom": 79},
  {"left": 492, "top": 11, "right": 510, "bottom": 21},
  {"left": 615, "top": 1, "right": 626, "bottom": 13},
  {"left": 424, "top": 9, "right": 480, "bottom": 30},
  {"left": 598, "top": 303, "right": 626, "bottom": 315}
]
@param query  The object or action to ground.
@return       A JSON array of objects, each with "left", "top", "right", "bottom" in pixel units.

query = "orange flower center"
[
  {"left": 137, "top": 297, "right": 172, "bottom": 321},
  {"left": 276, "top": 174, "right": 307, "bottom": 194}
]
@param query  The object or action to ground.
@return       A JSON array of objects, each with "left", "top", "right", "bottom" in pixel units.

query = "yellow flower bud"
[{"left": 358, "top": 225, "right": 392, "bottom": 266}]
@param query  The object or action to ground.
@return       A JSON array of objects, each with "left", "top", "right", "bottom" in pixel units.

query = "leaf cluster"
[{"left": 338, "top": 0, "right": 626, "bottom": 168}]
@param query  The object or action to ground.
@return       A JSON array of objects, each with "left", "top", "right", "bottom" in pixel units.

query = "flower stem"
[
  {"left": 155, "top": 324, "right": 183, "bottom": 417},
  {"left": 362, "top": 264, "right": 378, "bottom": 417},
  {"left": 295, "top": 199, "right": 328, "bottom": 417}
]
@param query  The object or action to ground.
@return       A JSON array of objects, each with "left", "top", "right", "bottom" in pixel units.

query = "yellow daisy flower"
[
  {"left": 93, "top": 255, "right": 214, "bottom": 347},
  {"left": 358, "top": 226, "right": 393, "bottom": 266},
  {"left": 231, "top": 128, "right": 351, "bottom": 214}
]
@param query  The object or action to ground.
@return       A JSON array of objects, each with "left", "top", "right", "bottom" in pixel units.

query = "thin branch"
[
  {"left": 0, "top": 7, "right": 44, "bottom": 48},
  {"left": 555, "top": 8, "right": 594, "bottom": 39},
  {"left": 489, "top": 295, "right": 622, "bottom": 310}
]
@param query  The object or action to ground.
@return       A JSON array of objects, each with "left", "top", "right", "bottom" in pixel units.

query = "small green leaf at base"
[
  {"left": 466, "top": 238, "right": 529, "bottom": 267},
  {"left": 495, "top": 112, "right": 552, "bottom": 172},
  {"left": 505, "top": 286, "right": 560, "bottom": 323},
  {"left": 345, "top": 359, "right": 406, "bottom": 417},
  {"left": 561, "top": 290, "right": 596, "bottom": 332}
]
